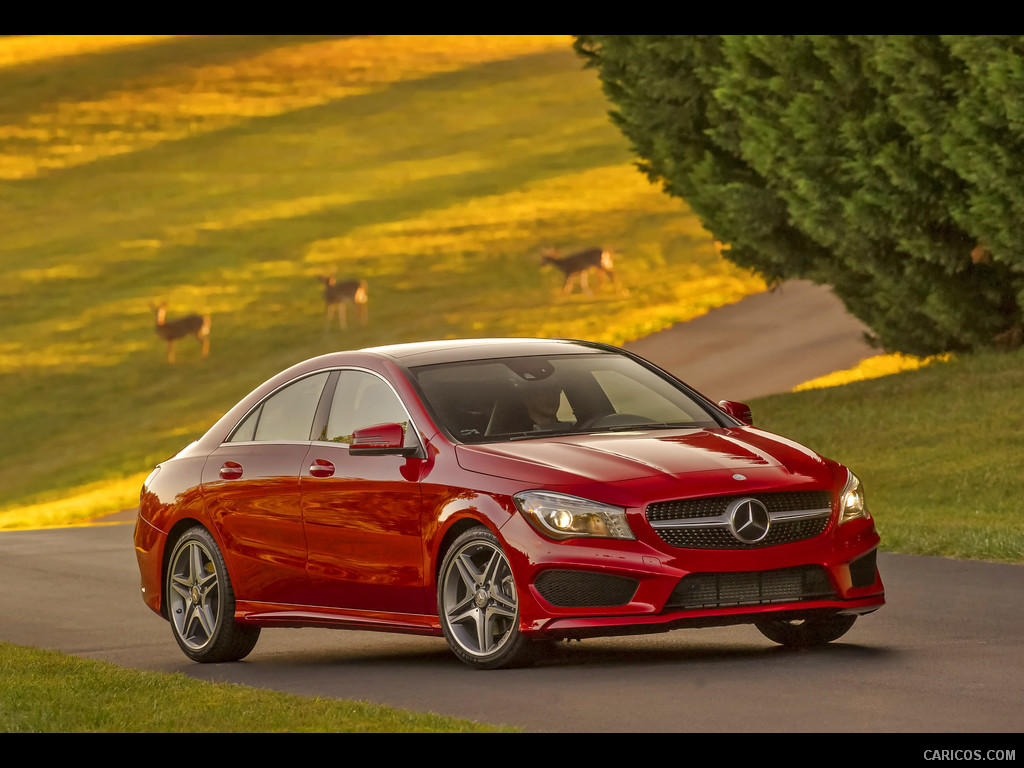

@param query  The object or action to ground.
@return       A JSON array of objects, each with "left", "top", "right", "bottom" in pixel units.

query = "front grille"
[
  {"left": 534, "top": 569, "right": 639, "bottom": 608},
  {"left": 664, "top": 565, "right": 836, "bottom": 611},
  {"left": 646, "top": 490, "right": 832, "bottom": 549}
]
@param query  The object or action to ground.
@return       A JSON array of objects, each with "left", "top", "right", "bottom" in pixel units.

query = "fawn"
[
  {"left": 317, "top": 275, "right": 369, "bottom": 330},
  {"left": 151, "top": 303, "right": 210, "bottom": 363},
  {"left": 541, "top": 247, "right": 624, "bottom": 296}
]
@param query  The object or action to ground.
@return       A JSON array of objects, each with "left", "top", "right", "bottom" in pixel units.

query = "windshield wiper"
[
  {"left": 583, "top": 421, "right": 702, "bottom": 433},
  {"left": 505, "top": 429, "right": 577, "bottom": 441},
  {"left": 501, "top": 422, "right": 702, "bottom": 439}
]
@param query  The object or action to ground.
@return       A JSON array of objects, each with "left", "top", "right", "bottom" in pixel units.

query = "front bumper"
[{"left": 497, "top": 510, "right": 885, "bottom": 638}]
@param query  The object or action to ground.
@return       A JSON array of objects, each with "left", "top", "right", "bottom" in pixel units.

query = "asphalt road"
[
  {"left": 3, "top": 281, "right": 1021, "bottom": 734},
  {"left": 2, "top": 523, "right": 1022, "bottom": 733}
]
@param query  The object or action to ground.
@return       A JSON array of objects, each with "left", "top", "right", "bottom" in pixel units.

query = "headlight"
[
  {"left": 839, "top": 470, "right": 870, "bottom": 524},
  {"left": 513, "top": 490, "right": 635, "bottom": 540}
]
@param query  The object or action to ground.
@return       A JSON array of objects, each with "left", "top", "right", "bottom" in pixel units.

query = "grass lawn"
[
  {"left": 0, "top": 35, "right": 762, "bottom": 525},
  {"left": 753, "top": 349, "right": 1024, "bottom": 564},
  {"left": 0, "top": 642, "right": 513, "bottom": 732}
]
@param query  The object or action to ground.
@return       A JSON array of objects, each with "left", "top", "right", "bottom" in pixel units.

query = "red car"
[{"left": 134, "top": 338, "right": 884, "bottom": 669}]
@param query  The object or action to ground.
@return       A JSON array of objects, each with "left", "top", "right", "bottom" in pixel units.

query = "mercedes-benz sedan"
[{"left": 134, "top": 338, "right": 884, "bottom": 669}]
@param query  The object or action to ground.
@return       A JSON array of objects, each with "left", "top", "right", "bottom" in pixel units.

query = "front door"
[{"left": 300, "top": 370, "right": 428, "bottom": 614}]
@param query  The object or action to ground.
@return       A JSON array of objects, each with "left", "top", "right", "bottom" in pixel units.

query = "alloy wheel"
[
  {"left": 440, "top": 529, "right": 524, "bottom": 666},
  {"left": 164, "top": 526, "right": 260, "bottom": 663},
  {"left": 168, "top": 537, "right": 221, "bottom": 652}
]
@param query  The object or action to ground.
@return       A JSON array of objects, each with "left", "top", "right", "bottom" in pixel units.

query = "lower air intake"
[{"left": 664, "top": 565, "right": 836, "bottom": 611}]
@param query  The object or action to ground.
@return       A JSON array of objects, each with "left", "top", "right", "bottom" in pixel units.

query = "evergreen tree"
[{"left": 574, "top": 35, "right": 1024, "bottom": 354}]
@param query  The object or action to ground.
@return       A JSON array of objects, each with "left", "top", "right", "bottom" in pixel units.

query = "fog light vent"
[
  {"left": 849, "top": 549, "right": 878, "bottom": 588},
  {"left": 534, "top": 569, "right": 639, "bottom": 608}
]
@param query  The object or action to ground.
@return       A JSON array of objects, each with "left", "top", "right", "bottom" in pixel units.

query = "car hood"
[{"left": 455, "top": 427, "right": 833, "bottom": 488}]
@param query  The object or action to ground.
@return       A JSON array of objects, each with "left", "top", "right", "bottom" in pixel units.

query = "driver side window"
[{"left": 321, "top": 370, "right": 412, "bottom": 446}]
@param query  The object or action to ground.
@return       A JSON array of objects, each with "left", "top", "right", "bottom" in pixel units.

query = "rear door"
[{"left": 201, "top": 372, "right": 332, "bottom": 605}]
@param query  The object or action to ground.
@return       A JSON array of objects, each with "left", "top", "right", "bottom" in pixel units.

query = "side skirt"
[{"left": 235, "top": 601, "right": 443, "bottom": 637}]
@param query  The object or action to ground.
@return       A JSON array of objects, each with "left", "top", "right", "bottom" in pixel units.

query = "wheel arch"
[
  {"left": 159, "top": 516, "right": 213, "bottom": 619},
  {"left": 428, "top": 491, "right": 515, "bottom": 586},
  {"left": 433, "top": 517, "right": 493, "bottom": 583}
]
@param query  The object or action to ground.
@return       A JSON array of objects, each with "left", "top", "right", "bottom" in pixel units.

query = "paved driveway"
[{"left": 625, "top": 279, "right": 876, "bottom": 402}]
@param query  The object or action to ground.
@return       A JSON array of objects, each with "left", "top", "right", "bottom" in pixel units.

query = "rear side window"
[{"left": 229, "top": 373, "right": 329, "bottom": 443}]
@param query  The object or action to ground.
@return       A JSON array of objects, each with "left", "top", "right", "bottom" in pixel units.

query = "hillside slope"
[{"left": 0, "top": 35, "right": 763, "bottom": 521}]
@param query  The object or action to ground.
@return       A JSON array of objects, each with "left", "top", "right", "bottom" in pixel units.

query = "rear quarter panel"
[{"left": 135, "top": 455, "right": 211, "bottom": 616}]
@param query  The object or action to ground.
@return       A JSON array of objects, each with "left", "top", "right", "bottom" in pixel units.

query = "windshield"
[{"left": 410, "top": 353, "right": 724, "bottom": 443}]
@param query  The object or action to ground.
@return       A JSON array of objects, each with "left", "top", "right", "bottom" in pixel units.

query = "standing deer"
[
  {"left": 151, "top": 303, "right": 210, "bottom": 363},
  {"left": 541, "top": 247, "right": 624, "bottom": 296},
  {"left": 317, "top": 275, "right": 369, "bottom": 330}
]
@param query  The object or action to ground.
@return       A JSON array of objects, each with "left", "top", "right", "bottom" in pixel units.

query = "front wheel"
[
  {"left": 438, "top": 527, "right": 531, "bottom": 669},
  {"left": 755, "top": 613, "right": 857, "bottom": 648},
  {"left": 166, "top": 526, "right": 260, "bottom": 663}
]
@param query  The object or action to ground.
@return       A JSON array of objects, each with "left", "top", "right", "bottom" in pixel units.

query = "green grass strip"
[{"left": 0, "top": 642, "right": 514, "bottom": 733}]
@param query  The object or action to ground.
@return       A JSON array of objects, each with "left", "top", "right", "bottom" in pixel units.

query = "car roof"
[{"left": 359, "top": 337, "right": 614, "bottom": 367}]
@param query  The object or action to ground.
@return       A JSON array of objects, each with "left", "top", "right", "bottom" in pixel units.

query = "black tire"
[
  {"left": 165, "top": 526, "right": 260, "bottom": 663},
  {"left": 755, "top": 613, "right": 857, "bottom": 648},
  {"left": 438, "top": 526, "right": 533, "bottom": 669}
]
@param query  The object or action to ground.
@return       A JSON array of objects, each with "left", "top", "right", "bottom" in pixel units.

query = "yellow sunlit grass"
[
  {"left": 305, "top": 166, "right": 683, "bottom": 262},
  {"left": 0, "top": 472, "right": 148, "bottom": 530},
  {"left": 793, "top": 352, "right": 954, "bottom": 391},
  {"left": 0, "top": 35, "right": 573, "bottom": 180},
  {"left": 2, "top": 158, "right": 759, "bottom": 378},
  {"left": 0, "top": 35, "right": 186, "bottom": 69},
  {"left": 301, "top": 164, "right": 765, "bottom": 344},
  {"left": 0, "top": 293, "right": 213, "bottom": 374},
  {"left": 0, "top": 343, "right": 131, "bottom": 372},
  {"left": 0, "top": 34, "right": 764, "bottom": 528},
  {"left": 15, "top": 263, "right": 102, "bottom": 283},
  {"left": 189, "top": 192, "right": 363, "bottom": 234}
]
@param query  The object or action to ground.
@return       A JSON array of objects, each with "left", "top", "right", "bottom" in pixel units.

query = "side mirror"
[
  {"left": 350, "top": 422, "right": 420, "bottom": 457},
  {"left": 718, "top": 400, "right": 753, "bottom": 426}
]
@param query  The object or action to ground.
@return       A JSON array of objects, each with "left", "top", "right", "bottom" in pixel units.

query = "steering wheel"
[{"left": 577, "top": 413, "right": 656, "bottom": 430}]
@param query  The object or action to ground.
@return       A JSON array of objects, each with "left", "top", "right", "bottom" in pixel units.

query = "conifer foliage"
[{"left": 574, "top": 35, "right": 1024, "bottom": 355}]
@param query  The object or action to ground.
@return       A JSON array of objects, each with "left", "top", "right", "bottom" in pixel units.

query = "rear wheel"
[
  {"left": 438, "top": 527, "right": 532, "bottom": 669},
  {"left": 755, "top": 614, "right": 857, "bottom": 648},
  {"left": 166, "top": 526, "right": 260, "bottom": 663}
]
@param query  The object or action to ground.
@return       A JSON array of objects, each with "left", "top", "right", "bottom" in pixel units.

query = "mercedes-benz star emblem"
[{"left": 727, "top": 497, "right": 771, "bottom": 544}]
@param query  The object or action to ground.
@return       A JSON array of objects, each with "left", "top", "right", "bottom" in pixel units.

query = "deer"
[
  {"left": 151, "top": 303, "right": 210, "bottom": 363},
  {"left": 540, "top": 247, "right": 625, "bottom": 296},
  {"left": 317, "top": 275, "right": 369, "bottom": 330}
]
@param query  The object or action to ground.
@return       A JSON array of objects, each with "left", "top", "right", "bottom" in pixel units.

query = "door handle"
[
  {"left": 219, "top": 461, "right": 243, "bottom": 480},
  {"left": 309, "top": 458, "right": 335, "bottom": 478}
]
